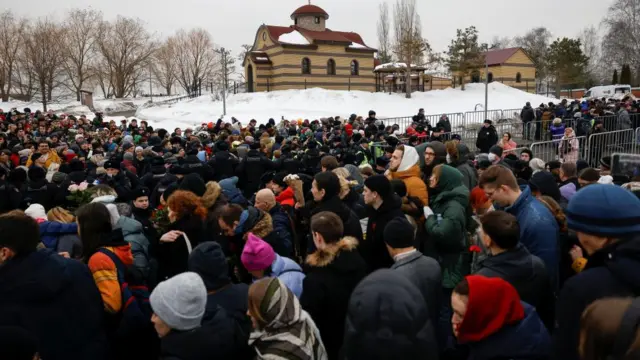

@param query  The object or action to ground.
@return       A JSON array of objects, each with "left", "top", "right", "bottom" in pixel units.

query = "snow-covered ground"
[
  {"left": 0, "top": 95, "right": 184, "bottom": 116},
  {"left": 135, "top": 83, "right": 557, "bottom": 130}
]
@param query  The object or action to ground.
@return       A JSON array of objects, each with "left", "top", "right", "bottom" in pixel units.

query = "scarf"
[{"left": 249, "top": 279, "right": 327, "bottom": 360}]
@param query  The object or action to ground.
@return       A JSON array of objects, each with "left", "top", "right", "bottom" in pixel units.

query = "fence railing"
[
  {"left": 529, "top": 136, "right": 589, "bottom": 163},
  {"left": 586, "top": 129, "right": 639, "bottom": 167}
]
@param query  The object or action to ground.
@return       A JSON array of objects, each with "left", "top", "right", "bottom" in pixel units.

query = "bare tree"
[
  {"left": 377, "top": 2, "right": 393, "bottom": 64},
  {"left": 61, "top": 9, "right": 102, "bottom": 101},
  {"left": 22, "top": 19, "right": 65, "bottom": 111},
  {"left": 514, "top": 27, "right": 552, "bottom": 90},
  {"left": 97, "top": 16, "right": 157, "bottom": 98},
  {"left": 173, "top": 28, "right": 217, "bottom": 95},
  {"left": 152, "top": 37, "right": 178, "bottom": 95},
  {"left": 579, "top": 25, "right": 605, "bottom": 86},
  {"left": 489, "top": 36, "right": 514, "bottom": 49},
  {"left": 602, "top": 0, "right": 640, "bottom": 72},
  {"left": 392, "top": 0, "right": 429, "bottom": 98},
  {"left": 0, "top": 11, "right": 27, "bottom": 101}
]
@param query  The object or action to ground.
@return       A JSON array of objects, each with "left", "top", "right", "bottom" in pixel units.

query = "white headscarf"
[{"left": 398, "top": 145, "right": 420, "bottom": 172}]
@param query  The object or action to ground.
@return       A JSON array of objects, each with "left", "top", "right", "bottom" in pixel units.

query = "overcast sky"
[{"left": 7, "top": 0, "right": 611, "bottom": 56}]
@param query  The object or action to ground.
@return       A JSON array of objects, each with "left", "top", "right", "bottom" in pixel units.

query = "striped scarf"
[{"left": 249, "top": 278, "right": 327, "bottom": 360}]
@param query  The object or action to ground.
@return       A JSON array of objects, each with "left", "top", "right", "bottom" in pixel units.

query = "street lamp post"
[{"left": 484, "top": 49, "right": 488, "bottom": 121}]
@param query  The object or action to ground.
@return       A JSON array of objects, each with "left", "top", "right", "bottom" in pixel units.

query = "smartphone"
[{"left": 611, "top": 153, "right": 640, "bottom": 180}]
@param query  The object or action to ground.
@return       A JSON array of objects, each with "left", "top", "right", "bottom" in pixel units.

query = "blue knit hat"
[{"left": 566, "top": 184, "right": 640, "bottom": 236}]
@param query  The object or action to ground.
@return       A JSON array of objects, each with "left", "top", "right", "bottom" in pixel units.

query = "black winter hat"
[
  {"left": 188, "top": 242, "right": 230, "bottom": 291},
  {"left": 386, "top": 136, "right": 400, "bottom": 148},
  {"left": 375, "top": 157, "right": 389, "bottom": 168},
  {"left": 383, "top": 216, "right": 415, "bottom": 249},
  {"left": 103, "top": 160, "right": 120, "bottom": 170},
  {"left": 489, "top": 145, "right": 503, "bottom": 158},
  {"left": 162, "top": 183, "right": 179, "bottom": 203},
  {"left": 133, "top": 187, "right": 150, "bottom": 200},
  {"left": 148, "top": 135, "right": 162, "bottom": 147},
  {"left": 364, "top": 174, "right": 391, "bottom": 199},
  {"left": 27, "top": 166, "right": 46, "bottom": 181},
  {"left": 179, "top": 173, "right": 206, "bottom": 197},
  {"left": 529, "top": 171, "right": 562, "bottom": 202},
  {"left": 547, "top": 160, "right": 562, "bottom": 171},
  {"left": 216, "top": 141, "right": 229, "bottom": 152},
  {"left": 151, "top": 156, "right": 165, "bottom": 167},
  {"left": 272, "top": 172, "right": 288, "bottom": 188},
  {"left": 600, "top": 156, "right": 612, "bottom": 170}
]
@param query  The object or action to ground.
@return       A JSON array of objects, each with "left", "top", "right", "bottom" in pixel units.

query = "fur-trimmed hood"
[
  {"left": 201, "top": 181, "right": 221, "bottom": 209},
  {"left": 306, "top": 236, "right": 358, "bottom": 267},
  {"left": 242, "top": 207, "right": 274, "bottom": 241}
]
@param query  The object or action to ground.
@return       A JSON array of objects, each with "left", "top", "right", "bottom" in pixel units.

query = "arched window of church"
[
  {"left": 327, "top": 59, "right": 336, "bottom": 75},
  {"left": 350, "top": 60, "right": 359, "bottom": 76},
  {"left": 302, "top": 58, "right": 311, "bottom": 74}
]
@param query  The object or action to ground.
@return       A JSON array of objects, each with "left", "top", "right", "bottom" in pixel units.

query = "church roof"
[
  {"left": 481, "top": 47, "right": 521, "bottom": 66},
  {"left": 265, "top": 25, "right": 375, "bottom": 50},
  {"left": 291, "top": 4, "right": 329, "bottom": 20}
]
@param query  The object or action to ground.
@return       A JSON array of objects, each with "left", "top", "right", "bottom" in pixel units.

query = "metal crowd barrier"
[
  {"left": 586, "top": 129, "right": 639, "bottom": 167},
  {"left": 529, "top": 136, "right": 588, "bottom": 163}
]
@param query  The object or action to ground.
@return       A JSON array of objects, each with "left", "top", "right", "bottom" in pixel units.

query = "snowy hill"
[{"left": 136, "top": 83, "right": 557, "bottom": 130}]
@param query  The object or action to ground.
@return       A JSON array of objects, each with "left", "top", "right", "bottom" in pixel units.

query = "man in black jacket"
[
  {"left": 0, "top": 211, "right": 108, "bottom": 360},
  {"left": 520, "top": 102, "right": 536, "bottom": 140},
  {"left": 360, "top": 175, "right": 405, "bottom": 271},
  {"left": 236, "top": 143, "right": 272, "bottom": 198},
  {"left": 475, "top": 210, "right": 554, "bottom": 330},
  {"left": 476, "top": 120, "right": 499, "bottom": 153},
  {"left": 23, "top": 166, "right": 60, "bottom": 210},
  {"left": 208, "top": 142, "right": 238, "bottom": 181},
  {"left": 276, "top": 145, "right": 303, "bottom": 174}
]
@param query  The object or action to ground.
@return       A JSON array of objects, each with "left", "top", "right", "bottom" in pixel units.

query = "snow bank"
[
  {"left": 278, "top": 31, "right": 310, "bottom": 45},
  {"left": 135, "top": 82, "right": 558, "bottom": 130},
  {"left": 374, "top": 62, "right": 411, "bottom": 71},
  {"left": 349, "top": 42, "right": 369, "bottom": 49}
]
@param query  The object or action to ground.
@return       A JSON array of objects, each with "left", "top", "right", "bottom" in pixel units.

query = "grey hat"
[
  {"left": 51, "top": 172, "right": 68, "bottom": 184},
  {"left": 123, "top": 152, "right": 134, "bottom": 161},
  {"left": 150, "top": 272, "right": 207, "bottom": 331}
]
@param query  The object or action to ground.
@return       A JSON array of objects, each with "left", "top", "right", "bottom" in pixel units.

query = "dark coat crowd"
[{"left": 1, "top": 104, "right": 640, "bottom": 360}]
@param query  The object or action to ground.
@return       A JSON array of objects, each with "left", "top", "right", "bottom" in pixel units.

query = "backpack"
[{"left": 97, "top": 248, "right": 153, "bottom": 337}]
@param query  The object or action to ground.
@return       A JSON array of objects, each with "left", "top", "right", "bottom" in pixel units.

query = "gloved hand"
[{"left": 423, "top": 206, "right": 434, "bottom": 218}]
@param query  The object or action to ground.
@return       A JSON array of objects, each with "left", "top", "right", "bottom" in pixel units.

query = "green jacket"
[{"left": 424, "top": 165, "right": 471, "bottom": 288}]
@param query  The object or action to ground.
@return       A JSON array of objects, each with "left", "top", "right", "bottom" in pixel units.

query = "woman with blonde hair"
[
  {"left": 248, "top": 277, "right": 327, "bottom": 360},
  {"left": 39, "top": 206, "right": 83, "bottom": 258}
]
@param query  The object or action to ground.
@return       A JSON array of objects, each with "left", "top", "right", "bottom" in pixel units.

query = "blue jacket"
[
  {"left": 39, "top": 221, "right": 78, "bottom": 250},
  {"left": 468, "top": 302, "right": 551, "bottom": 360},
  {"left": 505, "top": 186, "right": 559, "bottom": 288},
  {"left": 116, "top": 216, "right": 150, "bottom": 278},
  {"left": 0, "top": 249, "right": 108, "bottom": 360},
  {"left": 219, "top": 176, "right": 248, "bottom": 206},
  {"left": 271, "top": 254, "right": 305, "bottom": 298},
  {"left": 269, "top": 203, "right": 293, "bottom": 257}
]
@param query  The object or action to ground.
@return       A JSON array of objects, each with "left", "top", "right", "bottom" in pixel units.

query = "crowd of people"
[{"left": 0, "top": 102, "right": 639, "bottom": 360}]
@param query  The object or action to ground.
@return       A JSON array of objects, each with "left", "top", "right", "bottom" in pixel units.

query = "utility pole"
[
  {"left": 149, "top": 64, "right": 153, "bottom": 103},
  {"left": 484, "top": 48, "right": 488, "bottom": 120}
]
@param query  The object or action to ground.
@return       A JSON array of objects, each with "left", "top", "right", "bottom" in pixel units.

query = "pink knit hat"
[{"left": 241, "top": 233, "right": 276, "bottom": 271}]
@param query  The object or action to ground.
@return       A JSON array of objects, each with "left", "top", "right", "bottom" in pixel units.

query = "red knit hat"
[{"left": 457, "top": 275, "right": 524, "bottom": 344}]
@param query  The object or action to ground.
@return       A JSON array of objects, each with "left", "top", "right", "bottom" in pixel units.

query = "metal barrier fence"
[
  {"left": 586, "top": 129, "right": 639, "bottom": 167},
  {"left": 530, "top": 136, "right": 588, "bottom": 163},
  {"left": 501, "top": 108, "right": 522, "bottom": 120},
  {"left": 464, "top": 110, "right": 503, "bottom": 125}
]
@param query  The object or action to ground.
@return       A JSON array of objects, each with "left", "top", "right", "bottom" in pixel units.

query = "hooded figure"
[
  {"left": 343, "top": 269, "right": 438, "bottom": 359},
  {"left": 453, "top": 276, "right": 551, "bottom": 360},
  {"left": 424, "top": 165, "right": 471, "bottom": 289},
  {"left": 389, "top": 145, "right": 429, "bottom": 206}
]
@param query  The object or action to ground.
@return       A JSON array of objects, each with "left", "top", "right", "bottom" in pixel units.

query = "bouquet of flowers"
[
  {"left": 152, "top": 204, "right": 170, "bottom": 234},
  {"left": 67, "top": 182, "right": 92, "bottom": 208}
]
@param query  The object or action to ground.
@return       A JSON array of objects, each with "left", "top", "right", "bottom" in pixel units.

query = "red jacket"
[{"left": 275, "top": 186, "right": 296, "bottom": 207}]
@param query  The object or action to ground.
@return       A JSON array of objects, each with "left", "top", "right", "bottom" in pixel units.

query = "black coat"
[
  {"left": 310, "top": 196, "right": 363, "bottom": 242},
  {"left": 0, "top": 250, "right": 108, "bottom": 360},
  {"left": 208, "top": 151, "right": 238, "bottom": 181},
  {"left": 342, "top": 189, "right": 366, "bottom": 219},
  {"left": 476, "top": 125, "right": 499, "bottom": 154},
  {"left": 236, "top": 150, "right": 272, "bottom": 197},
  {"left": 157, "top": 215, "right": 210, "bottom": 281},
  {"left": 300, "top": 237, "right": 367, "bottom": 360},
  {"left": 553, "top": 236, "right": 640, "bottom": 360},
  {"left": 22, "top": 179, "right": 61, "bottom": 210},
  {"left": 476, "top": 244, "right": 555, "bottom": 330},
  {"left": 159, "top": 310, "right": 236, "bottom": 360},
  {"left": 182, "top": 156, "right": 216, "bottom": 183},
  {"left": 360, "top": 195, "right": 404, "bottom": 272},
  {"left": 521, "top": 105, "right": 536, "bottom": 123},
  {"left": 276, "top": 154, "right": 303, "bottom": 175}
]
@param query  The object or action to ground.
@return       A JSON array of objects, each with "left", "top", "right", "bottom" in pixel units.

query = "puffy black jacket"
[
  {"left": 360, "top": 195, "right": 404, "bottom": 272},
  {"left": 236, "top": 150, "right": 272, "bottom": 197},
  {"left": 476, "top": 125, "right": 499, "bottom": 154},
  {"left": 22, "top": 179, "right": 61, "bottom": 210},
  {"left": 0, "top": 250, "right": 108, "bottom": 360},
  {"left": 208, "top": 151, "right": 238, "bottom": 181}
]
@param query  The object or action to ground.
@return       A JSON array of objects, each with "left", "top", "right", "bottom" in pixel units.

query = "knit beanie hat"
[
  {"left": 488, "top": 145, "right": 503, "bottom": 158},
  {"left": 149, "top": 272, "right": 207, "bottom": 331},
  {"left": 179, "top": 173, "right": 206, "bottom": 197},
  {"left": 364, "top": 174, "right": 391, "bottom": 199},
  {"left": 241, "top": 233, "right": 276, "bottom": 272},
  {"left": 566, "top": 184, "right": 640, "bottom": 236},
  {"left": 383, "top": 217, "right": 415, "bottom": 248},
  {"left": 51, "top": 171, "right": 68, "bottom": 185},
  {"left": 188, "top": 242, "right": 230, "bottom": 291}
]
